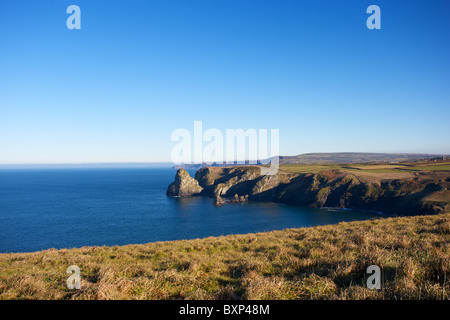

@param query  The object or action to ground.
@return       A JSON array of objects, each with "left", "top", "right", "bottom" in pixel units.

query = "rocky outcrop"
[
  {"left": 212, "top": 195, "right": 227, "bottom": 206},
  {"left": 213, "top": 193, "right": 249, "bottom": 206},
  {"left": 166, "top": 169, "right": 203, "bottom": 197},
  {"left": 195, "top": 166, "right": 262, "bottom": 197},
  {"left": 167, "top": 166, "right": 450, "bottom": 216},
  {"left": 275, "top": 171, "right": 450, "bottom": 216}
]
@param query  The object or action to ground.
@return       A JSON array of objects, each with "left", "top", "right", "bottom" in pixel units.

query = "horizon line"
[{"left": 1, "top": 151, "right": 449, "bottom": 167}]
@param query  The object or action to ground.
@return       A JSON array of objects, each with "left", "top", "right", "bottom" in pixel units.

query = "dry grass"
[{"left": 1, "top": 213, "right": 449, "bottom": 300}]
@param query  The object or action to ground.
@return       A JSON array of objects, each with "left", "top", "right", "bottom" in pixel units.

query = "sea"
[{"left": 0, "top": 168, "right": 380, "bottom": 253}]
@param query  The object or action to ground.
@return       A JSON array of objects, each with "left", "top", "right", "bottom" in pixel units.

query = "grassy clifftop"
[
  {"left": 182, "top": 162, "right": 450, "bottom": 216},
  {"left": 1, "top": 213, "right": 449, "bottom": 300}
]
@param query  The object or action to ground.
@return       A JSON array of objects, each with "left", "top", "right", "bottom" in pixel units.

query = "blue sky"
[{"left": 0, "top": 0, "right": 449, "bottom": 164}]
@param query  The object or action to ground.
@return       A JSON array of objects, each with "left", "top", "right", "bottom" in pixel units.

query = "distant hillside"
[
  {"left": 173, "top": 160, "right": 265, "bottom": 170},
  {"left": 174, "top": 153, "right": 448, "bottom": 169},
  {"left": 278, "top": 153, "right": 448, "bottom": 164}
]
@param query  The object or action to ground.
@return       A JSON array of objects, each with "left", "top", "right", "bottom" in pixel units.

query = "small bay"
[{"left": 0, "top": 168, "right": 379, "bottom": 253}]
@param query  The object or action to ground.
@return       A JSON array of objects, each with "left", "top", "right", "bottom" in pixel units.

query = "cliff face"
[
  {"left": 276, "top": 171, "right": 450, "bottom": 216},
  {"left": 166, "top": 169, "right": 203, "bottom": 197},
  {"left": 167, "top": 166, "right": 450, "bottom": 216}
]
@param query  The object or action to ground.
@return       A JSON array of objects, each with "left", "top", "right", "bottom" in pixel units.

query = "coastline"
[
  {"left": 167, "top": 165, "right": 450, "bottom": 217},
  {"left": 322, "top": 207, "right": 384, "bottom": 216}
]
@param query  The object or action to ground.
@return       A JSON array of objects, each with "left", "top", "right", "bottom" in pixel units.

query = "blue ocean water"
[{"left": 0, "top": 168, "right": 379, "bottom": 253}]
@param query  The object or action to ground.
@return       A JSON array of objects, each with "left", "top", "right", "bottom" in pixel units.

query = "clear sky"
[{"left": 1, "top": 0, "right": 449, "bottom": 164}]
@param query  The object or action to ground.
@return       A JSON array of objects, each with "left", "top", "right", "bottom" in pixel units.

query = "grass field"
[
  {"left": 401, "top": 164, "right": 450, "bottom": 172},
  {"left": 279, "top": 164, "right": 347, "bottom": 174},
  {"left": 279, "top": 161, "right": 450, "bottom": 174},
  {"left": 1, "top": 213, "right": 449, "bottom": 300}
]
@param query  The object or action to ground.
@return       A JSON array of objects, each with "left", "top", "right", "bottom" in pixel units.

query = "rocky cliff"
[
  {"left": 166, "top": 169, "right": 203, "bottom": 197},
  {"left": 167, "top": 166, "right": 450, "bottom": 216}
]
